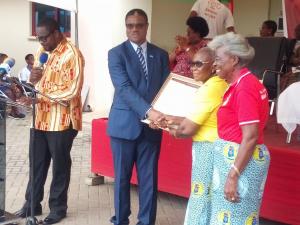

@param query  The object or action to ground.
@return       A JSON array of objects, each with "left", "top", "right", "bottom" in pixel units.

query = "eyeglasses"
[
  {"left": 36, "top": 31, "right": 53, "bottom": 42},
  {"left": 126, "top": 23, "right": 147, "bottom": 30},
  {"left": 190, "top": 61, "right": 209, "bottom": 69}
]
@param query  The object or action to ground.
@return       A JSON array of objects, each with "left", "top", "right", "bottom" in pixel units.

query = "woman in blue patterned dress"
[
  {"left": 164, "top": 47, "right": 228, "bottom": 225},
  {"left": 207, "top": 32, "right": 270, "bottom": 225}
]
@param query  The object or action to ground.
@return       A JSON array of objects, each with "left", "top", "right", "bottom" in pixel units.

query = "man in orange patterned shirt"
[{"left": 15, "top": 18, "right": 84, "bottom": 225}]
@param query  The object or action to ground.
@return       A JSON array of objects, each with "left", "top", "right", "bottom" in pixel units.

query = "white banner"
[{"left": 28, "top": 0, "right": 77, "bottom": 12}]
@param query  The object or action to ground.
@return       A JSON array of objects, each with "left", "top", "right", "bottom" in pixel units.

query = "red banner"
[{"left": 283, "top": 0, "right": 300, "bottom": 38}]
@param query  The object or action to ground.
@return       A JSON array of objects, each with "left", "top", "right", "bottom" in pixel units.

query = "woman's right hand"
[
  {"left": 175, "top": 35, "right": 188, "bottom": 50},
  {"left": 224, "top": 170, "right": 240, "bottom": 203}
]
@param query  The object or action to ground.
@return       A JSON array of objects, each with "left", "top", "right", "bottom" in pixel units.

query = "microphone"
[
  {"left": 0, "top": 57, "right": 15, "bottom": 79},
  {"left": 0, "top": 67, "right": 7, "bottom": 76},
  {"left": 37, "top": 52, "right": 48, "bottom": 68},
  {"left": 4, "top": 57, "right": 15, "bottom": 67}
]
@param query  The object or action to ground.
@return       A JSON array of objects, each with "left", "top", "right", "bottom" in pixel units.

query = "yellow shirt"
[
  {"left": 187, "top": 76, "right": 228, "bottom": 142},
  {"left": 34, "top": 38, "right": 84, "bottom": 131}
]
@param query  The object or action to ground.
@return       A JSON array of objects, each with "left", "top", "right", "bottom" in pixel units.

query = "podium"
[{"left": 0, "top": 102, "right": 19, "bottom": 224}]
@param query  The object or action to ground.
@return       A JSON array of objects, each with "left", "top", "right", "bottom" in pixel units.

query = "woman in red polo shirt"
[{"left": 207, "top": 32, "right": 270, "bottom": 224}]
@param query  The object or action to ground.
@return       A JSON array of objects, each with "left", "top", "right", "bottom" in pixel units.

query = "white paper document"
[{"left": 143, "top": 73, "right": 202, "bottom": 124}]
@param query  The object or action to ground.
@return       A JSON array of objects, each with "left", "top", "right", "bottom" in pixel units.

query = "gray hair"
[
  {"left": 195, "top": 47, "right": 215, "bottom": 61},
  {"left": 208, "top": 32, "right": 255, "bottom": 67}
]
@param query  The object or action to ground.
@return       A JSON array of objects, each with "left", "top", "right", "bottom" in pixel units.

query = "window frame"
[{"left": 31, "top": 3, "right": 71, "bottom": 37}]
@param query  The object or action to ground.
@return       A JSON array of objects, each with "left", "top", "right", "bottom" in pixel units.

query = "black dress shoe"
[
  {"left": 110, "top": 216, "right": 129, "bottom": 225},
  {"left": 43, "top": 215, "right": 66, "bottom": 225},
  {"left": 15, "top": 205, "right": 42, "bottom": 218}
]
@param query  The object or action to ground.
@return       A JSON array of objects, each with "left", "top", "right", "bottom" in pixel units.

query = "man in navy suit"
[{"left": 107, "top": 8, "right": 170, "bottom": 225}]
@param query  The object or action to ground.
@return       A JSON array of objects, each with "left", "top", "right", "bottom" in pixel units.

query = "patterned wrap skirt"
[
  {"left": 184, "top": 141, "right": 214, "bottom": 225},
  {"left": 210, "top": 139, "right": 270, "bottom": 225}
]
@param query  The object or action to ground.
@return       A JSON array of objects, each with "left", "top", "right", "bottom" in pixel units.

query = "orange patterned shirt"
[{"left": 34, "top": 38, "right": 84, "bottom": 131}]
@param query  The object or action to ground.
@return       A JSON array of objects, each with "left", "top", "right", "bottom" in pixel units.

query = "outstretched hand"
[{"left": 147, "top": 109, "right": 168, "bottom": 130}]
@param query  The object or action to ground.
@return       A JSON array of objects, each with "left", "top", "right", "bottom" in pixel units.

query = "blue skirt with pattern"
[
  {"left": 184, "top": 141, "right": 214, "bottom": 225},
  {"left": 209, "top": 139, "right": 270, "bottom": 225}
]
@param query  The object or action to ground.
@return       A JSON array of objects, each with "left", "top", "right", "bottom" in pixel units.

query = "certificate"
[{"left": 143, "top": 73, "right": 202, "bottom": 124}]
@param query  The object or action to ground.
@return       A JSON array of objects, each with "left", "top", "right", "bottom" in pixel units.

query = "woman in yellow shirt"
[{"left": 165, "top": 47, "right": 228, "bottom": 225}]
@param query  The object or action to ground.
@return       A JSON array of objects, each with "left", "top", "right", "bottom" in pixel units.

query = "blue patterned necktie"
[{"left": 136, "top": 46, "right": 148, "bottom": 81}]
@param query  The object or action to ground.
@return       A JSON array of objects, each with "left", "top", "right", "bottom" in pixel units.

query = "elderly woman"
[
  {"left": 169, "top": 16, "right": 209, "bottom": 78},
  {"left": 165, "top": 47, "right": 228, "bottom": 225},
  {"left": 207, "top": 32, "right": 270, "bottom": 224}
]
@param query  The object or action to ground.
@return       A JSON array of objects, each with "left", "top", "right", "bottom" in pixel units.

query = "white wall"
[
  {"left": 0, "top": 0, "right": 39, "bottom": 75},
  {"left": 151, "top": 0, "right": 282, "bottom": 49},
  {"left": 269, "top": 0, "right": 282, "bottom": 21},
  {"left": 234, "top": 0, "right": 270, "bottom": 36},
  {"left": 77, "top": 0, "right": 152, "bottom": 115},
  {"left": 0, "top": 0, "right": 152, "bottom": 115},
  {"left": 151, "top": 0, "right": 193, "bottom": 51}
]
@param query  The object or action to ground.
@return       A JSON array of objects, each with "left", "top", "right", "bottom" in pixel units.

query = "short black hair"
[
  {"left": 0, "top": 53, "right": 8, "bottom": 63},
  {"left": 125, "top": 9, "right": 148, "bottom": 23},
  {"left": 263, "top": 20, "right": 277, "bottom": 35},
  {"left": 25, "top": 54, "right": 34, "bottom": 60},
  {"left": 186, "top": 16, "right": 209, "bottom": 38},
  {"left": 0, "top": 53, "right": 7, "bottom": 57},
  {"left": 37, "top": 17, "right": 61, "bottom": 33}
]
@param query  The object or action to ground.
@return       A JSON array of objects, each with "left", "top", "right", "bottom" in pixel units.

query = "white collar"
[
  {"left": 236, "top": 71, "right": 251, "bottom": 85},
  {"left": 229, "top": 71, "right": 251, "bottom": 89},
  {"left": 130, "top": 41, "right": 147, "bottom": 52}
]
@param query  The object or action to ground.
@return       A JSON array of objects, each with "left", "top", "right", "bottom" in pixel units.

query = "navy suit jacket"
[{"left": 107, "top": 40, "right": 170, "bottom": 142}]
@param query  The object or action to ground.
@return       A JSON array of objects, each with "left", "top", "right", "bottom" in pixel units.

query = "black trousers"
[{"left": 24, "top": 128, "right": 78, "bottom": 215}]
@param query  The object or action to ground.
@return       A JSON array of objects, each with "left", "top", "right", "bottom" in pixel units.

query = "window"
[{"left": 31, "top": 3, "right": 71, "bottom": 37}]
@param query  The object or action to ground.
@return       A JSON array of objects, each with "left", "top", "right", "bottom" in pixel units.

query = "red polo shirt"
[{"left": 217, "top": 68, "right": 269, "bottom": 144}]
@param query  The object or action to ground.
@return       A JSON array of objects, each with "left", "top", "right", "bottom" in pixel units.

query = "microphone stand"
[
  {"left": 13, "top": 81, "right": 67, "bottom": 225},
  {"left": 13, "top": 81, "right": 68, "bottom": 107},
  {"left": 26, "top": 88, "right": 39, "bottom": 225}
]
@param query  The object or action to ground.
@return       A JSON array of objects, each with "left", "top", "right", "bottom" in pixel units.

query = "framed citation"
[{"left": 143, "top": 73, "right": 202, "bottom": 124}]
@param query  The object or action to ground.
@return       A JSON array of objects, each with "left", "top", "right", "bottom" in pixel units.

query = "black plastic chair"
[{"left": 247, "top": 37, "right": 288, "bottom": 115}]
